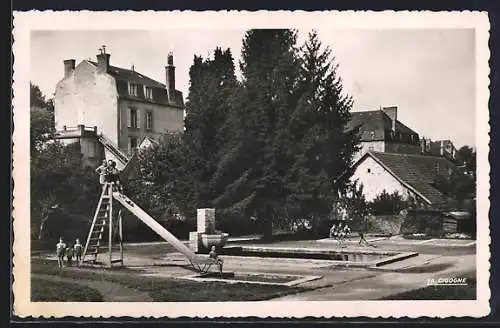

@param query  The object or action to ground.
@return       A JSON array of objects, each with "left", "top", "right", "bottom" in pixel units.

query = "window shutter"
[
  {"left": 137, "top": 109, "right": 141, "bottom": 129},
  {"left": 127, "top": 108, "right": 131, "bottom": 127}
]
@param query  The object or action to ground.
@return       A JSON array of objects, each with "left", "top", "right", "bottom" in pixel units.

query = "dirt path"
[{"left": 32, "top": 274, "right": 153, "bottom": 302}]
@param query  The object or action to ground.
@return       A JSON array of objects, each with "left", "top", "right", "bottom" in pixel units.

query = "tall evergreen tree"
[
  {"left": 212, "top": 29, "right": 302, "bottom": 237},
  {"left": 184, "top": 48, "right": 238, "bottom": 207},
  {"left": 283, "top": 31, "right": 360, "bottom": 234}
]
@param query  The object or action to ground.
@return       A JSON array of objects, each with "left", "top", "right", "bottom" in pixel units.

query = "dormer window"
[
  {"left": 144, "top": 86, "right": 153, "bottom": 100},
  {"left": 128, "top": 82, "right": 138, "bottom": 96}
]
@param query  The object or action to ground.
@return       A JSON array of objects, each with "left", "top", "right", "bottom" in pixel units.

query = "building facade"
[
  {"left": 347, "top": 106, "right": 422, "bottom": 162},
  {"left": 54, "top": 47, "right": 184, "bottom": 167}
]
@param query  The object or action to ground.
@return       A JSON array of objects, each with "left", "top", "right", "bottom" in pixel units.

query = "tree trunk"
[
  {"left": 38, "top": 215, "right": 48, "bottom": 240},
  {"left": 262, "top": 219, "right": 273, "bottom": 240},
  {"left": 261, "top": 208, "right": 273, "bottom": 240}
]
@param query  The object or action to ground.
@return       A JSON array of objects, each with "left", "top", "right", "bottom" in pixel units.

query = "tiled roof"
[
  {"left": 368, "top": 151, "right": 456, "bottom": 206},
  {"left": 346, "top": 110, "right": 419, "bottom": 142},
  {"left": 86, "top": 61, "right": 184, "bottom": 108}
]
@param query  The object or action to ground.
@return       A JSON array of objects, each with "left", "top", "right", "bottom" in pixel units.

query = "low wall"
[{"left": 364, "top": 215, "right": 403, "bottom": 235}]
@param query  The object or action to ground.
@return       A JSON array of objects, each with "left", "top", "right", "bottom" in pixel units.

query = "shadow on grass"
[
  {"left": 31, "top": 276, "right": 103, "bottom": 302},
  {"left": 31, "top": 258, "right": 312, "bottom": 302}
]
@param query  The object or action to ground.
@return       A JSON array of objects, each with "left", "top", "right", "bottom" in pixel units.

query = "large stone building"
[
  {"left": 342, "top": 106, "right": 459, "bottom": 210},
  {"left": 347, "top": 106, "right": 421, "bottom": 161},
  {"left": 53, "top": 47, "right": 184, "bottom": 168}
]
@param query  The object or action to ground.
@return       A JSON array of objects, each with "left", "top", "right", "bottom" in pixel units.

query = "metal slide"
[{"left": 112, "top": 192, "right": 216, "bottom": 272}]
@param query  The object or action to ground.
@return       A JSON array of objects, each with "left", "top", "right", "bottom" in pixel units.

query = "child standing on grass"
[
  {"left": 74, "top": 238, "right": 83, "bottom": 265},
  {"left": 66, "top": 245, "right": 74, "bottom": 266},
  {"left": 209, "top": 245, "right": 224, "bottom": 277},
  {"left": 56, "top": 237, "right": 66, "bottom": 268}
]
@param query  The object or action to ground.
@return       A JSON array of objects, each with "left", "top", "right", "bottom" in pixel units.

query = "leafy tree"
[
  {"left": 30, "top": 82, "right": 54, "bottom": 111},
  {"left": 30, "top": 82, "right": 99, "bottom": 240},
  {"left": 432, "top": 144, "right": 476, "bottom": 210},
  {"left": 433, "top": 164, "right": 475, "bottom": 209},
  {"left": 125, "top": 132, "right": 198, "bottom": 224},
  {"left": 333, "top": 180, "right": 370, "bottom": 230},
  {"left": 30, "top": 107, "right": 55, "bottom": 154},
  {"left": 31, "top": 142, "right": 100, "bottom": 239},
  {"left": 456, "top": 145, "right": 476, "bottom": 176}
]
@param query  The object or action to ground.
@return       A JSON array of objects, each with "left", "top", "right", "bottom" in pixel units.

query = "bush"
[
  {"left": 215, "top": 211, "right": 262, "bottom": 237},
  {"left": 369, "top": 191, "right": 409, "bottom": 215}
]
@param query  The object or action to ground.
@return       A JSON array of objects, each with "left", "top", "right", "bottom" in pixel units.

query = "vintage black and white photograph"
[{"left": 12, "top": 11, "right": 490, "bottom": 318}]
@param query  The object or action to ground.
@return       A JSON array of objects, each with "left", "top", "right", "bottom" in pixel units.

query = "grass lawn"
[
  {"left": 380, "top": 276, "right": 476, "bottom": 300},
  {"left": 31, "top": 277, "right": 103, "bottom": 302},
  {"left": 31, "top": 259, "right": 311, "bottom": 301}
]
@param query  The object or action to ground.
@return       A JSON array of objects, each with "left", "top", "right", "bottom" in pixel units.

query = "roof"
[
  {"left": 139, "top": 136, "right": 160, "bottom": 148},
  {"left": 358, "top": 151, "right": 456, "bottom": 206},
  {"left": 86, "top": 61, "right": 184, "bottom": 108},
  {"left": 346, "top": 110, "right": 419, "bottom": 142}
]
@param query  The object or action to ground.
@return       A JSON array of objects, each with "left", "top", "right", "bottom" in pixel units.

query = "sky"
[{"left": 31, "top": 29, "right": 476, "bottom": 148}]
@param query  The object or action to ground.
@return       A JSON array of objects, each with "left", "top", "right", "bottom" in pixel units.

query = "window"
[
  {"left": 128, "top": 82, "right": 138, "bottom": 96},
  {"left": 146, "top": 111, "right": 153, "bottom": 130},
  {"left": 367, "top": 168, "right": 371, "bottom": 173},
  {"left": 128, "top": 108, "right": 140, "bottom": 128},
  {"left": 144, "top": 86, "right": 153, "bottom": 100},
  {"left": 129, "top": 137, "right": 138, "bottom": 153}
]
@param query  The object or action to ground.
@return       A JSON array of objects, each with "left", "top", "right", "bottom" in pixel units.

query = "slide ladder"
[
  {"left": 112, "top": 192, "right": 217, "bottom": 273},
  {"left": 81, "top": 183, "right": 123, "bottom": 266}
]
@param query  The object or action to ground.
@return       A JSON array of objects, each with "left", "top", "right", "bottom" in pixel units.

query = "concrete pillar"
[
  {"left": 197, "top": 208, "right": 216, "bottom": 234},
  {"left": 189, "top": 231, "right": 201, "bottom": 252}
]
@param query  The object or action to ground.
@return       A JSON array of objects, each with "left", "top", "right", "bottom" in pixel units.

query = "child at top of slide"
[{"left": 95, "top": 160, "right": 108, "bottom": 185}]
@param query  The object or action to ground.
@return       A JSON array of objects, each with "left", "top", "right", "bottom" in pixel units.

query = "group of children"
[
  {"left": 329, "top": 222, "right": 377, "bottom": 248},
  {"left": 95, "top": 159, "right": 123, "bottom": 192},
  {"left": 56, "top": 237, "right": 83, "bottom": 268},
  {"left": 329, "top": 222, "right": 352, "bottom": 247}
]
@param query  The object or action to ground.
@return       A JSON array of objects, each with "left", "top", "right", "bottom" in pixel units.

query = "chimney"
[
  {"left": 382, "top": 106, "right": 397, "bottom": 132},
  {"left": 440, "top": 140, "right": 445, "bottom": 156},
  {"left": 165, "top": 52, "right": 176, "bottom": 102},
  {"left": 96, "top": 45, "right": 110, "bottom": 73},
  {"left": 63, "top": 59, "right": 76, "bottom": 78}
]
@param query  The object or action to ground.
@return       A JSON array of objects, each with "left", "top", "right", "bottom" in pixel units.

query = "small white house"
[{"left": 346, "top": 151, "right": 456, "bottom": 207}]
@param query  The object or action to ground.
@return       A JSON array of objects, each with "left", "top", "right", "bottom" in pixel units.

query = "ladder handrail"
[
  {"left": 97, "top": 134, "right": 130, "bottom": 164},
  {"left": 81, "top": 183, "right": 110, "bottom": 265}
]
